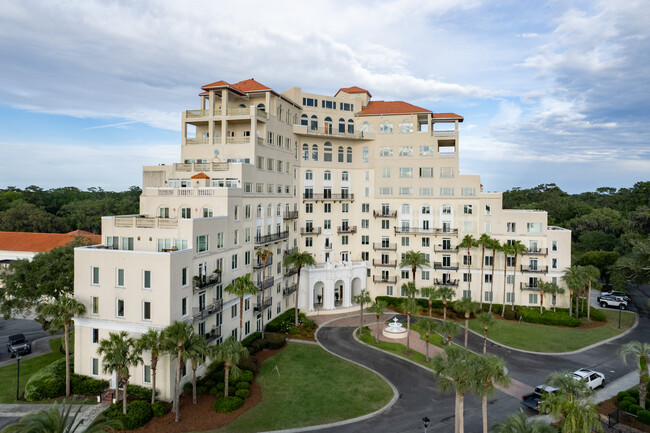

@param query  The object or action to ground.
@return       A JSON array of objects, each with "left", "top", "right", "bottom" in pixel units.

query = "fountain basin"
[{"left": 382, "top": 317, "right": 408, "bottom": 339}]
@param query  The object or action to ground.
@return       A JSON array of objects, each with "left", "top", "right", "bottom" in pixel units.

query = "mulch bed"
[
  {"left": 597, "top": 394, "right": 650, "bottom": 432},
  {"left": 127, "top": 347, "right": 283, "bottom": 433}
]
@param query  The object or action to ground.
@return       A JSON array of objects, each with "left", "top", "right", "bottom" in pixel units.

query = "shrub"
[
  {"left": 213, "top": 371, "right": 225, "bottom": 383},
  {"left": 265, "top": 308, "right": 298, "bottom": 333},
  {"left": 24, "top": 358, "right": 67, "bottom": 401},
  {"left": 628, "top": 389, "right": 640, "bottom": 399},
  {"left": 239, "top": 370, "right": 254, "bottom": 383},
  {"left": 628, "top": 404, "right": 643, "bottom": 416},
  {"left": 213, "top": 396, "right": 243, "bottom": 413},
  {"left": 503, "top": 309, "right": 517, "bottom": 320},
  {"left": 265, "top": 333, "right": 286, "bottom": 350},
  {"left": 183, "top": 382, "right": 193, "bottom": 394},
  {"left": 589, "top": 308, "right": 607, "bottom": 322},
  {"left": 638, "top": 410, "right": 650, "bottom": 425},
  {"left": 241, "top": 332, "right": 262, "bottom": 348},
  {"left": 237, "top": 356, "right": 258, "bottom": 373},
  {"left": 236, "top": 381, "right": 250, "bottom": 390},
  {"left": 516, "top": 308, "right": 581, "bottom": 327},
  {"left": 196, "top": 385, "right": 208, "bottom": 395},
  {"left": 289, "top": 326, "right": 301, "bottom": 335},
  {"left": 209, "top": 387, "right": 219, "bottom": 395},
  {"left": 617, "top": 391, "right": 630, "bottom": 402},
  {"left": 620, "top": 400, "right": 633, "bottom": 412},
  {"left": 70, "top": 374, "right": 109, "bottom": 396},
  {"left": 228, "top": 386, "right": 236, "bottom": 396},
  {"left": 235, "top": 389, "right": 250, "bottom": 399},
  {"left": 151, "top": 401, "right": 168, "bottom": 418},
  {"left": 623, "top": 396, "right": 638, "bottom": 405},
  {"left": 204, "top": 379, "right": 216, "bottom": 388},
  {"left": 217, "top": 383, "right": 225, "bottom": 391},
  {"left": 123, "top": 400, "right": 153, "bottom": 429},
  {"left": 249, "top": 338, "right": 268, "bottom": 354},
  {"left": 127, "top": 384, "right": 154, "bottom": 400}
]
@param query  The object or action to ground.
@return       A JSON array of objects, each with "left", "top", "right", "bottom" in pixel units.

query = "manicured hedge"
[
  {"left": 638, "top": 410, "right": 650, "bottom": 425},
  {"left": 104, "top": 400, "right": 153, "bottom": 430},
  {"left": 265, "top": 308, "right": 316, "bottom": 334},
  {"left": 235, "top": 389, "right": 250, "bottom": 399},
  {"left": 151, "top": 401, "right": 168, "bottom": 418},
  {"left": 24, "top": 358, "right": 66, "bottom": 401},
  {"left": 620, "top": 400, "right": 633, "bottom": 412},
  {"left": 628, "top": 404, "right": 643, "bottom": 416},
  {"left": 126, "top": 384, "right": 155, "bottom": 400},
  {"left": 241, "top": 332, "right": 262, "bottom": 348},
  {"left": 236, "top": 381, "right": 250, "bottom": 390},
  {"left": 516, "top": 308, "right": 581, "bottom": 327},
  {"left": 213, "top": 396, "right": 243, "bottom": 413}
]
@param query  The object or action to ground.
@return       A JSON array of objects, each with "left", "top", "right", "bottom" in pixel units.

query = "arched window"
[
  {"left": 239, "top": 103, "right": 246, "bottom": 108},
  {"left": 324, "top": 117, "right": 332, "bottom": 134},
  {"left": 442, "top": 205, "right": 452, "bottom": 215},
  {"left": 347, "top": 119, "right": 354, "bottom": 134},
  {"left": 257, "top": 204, "right": 262, "bottom": 218},
  {"left": 324, "top": 171, "right": 331, "bottom": 181},
  {"left": 257, "top": 103, "right": 265, "bottom": 110},
  {"left": 312, "top": 144, "right": 319, "bottom": 161},
  {"left": 301, "top": 114, "right": 308, "bottom": 126},
  {"left": 361, "top": 121, "right": 373, "bottom": 133},
  {"left": 302, "top": 143, "right": 309, "bottom": 161},
  {"left": 380, "top": 121, "right": 393, "bottom": 134},
  {"left": 338, "top": 118, "right": 346, "bottom": 133},
  {"left": 341, "top": 171, "right": 349, "bottom": 181},
  {"left": 310, "top": 115, "right": 318, "bottom": 131},
  {"left": 401, "top": 204, "right": 411, "bottom": 214},
  {"left": 324, "top": 142, "right": 332, "bottom": 162},
  {"left": 346, "top": 146, "right": 352, "bottom": 163},
  {"left": 362, "top": 146, "right": 369, "bottom": 163},
  {"left": 399, "top": 119, "right": 413, "bottom": 133},
  {"left": 421, "top": 205, "right": 431, "bottom": 214},
  {"left": 305, "top": 170, "right": 313, "bottom": 180},
  {"left": 338, "top": 146, "right": 344, "bottom": 162}
]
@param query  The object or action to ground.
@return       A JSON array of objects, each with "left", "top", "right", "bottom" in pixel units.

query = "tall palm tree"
[
  {"left": 458, "top": 234, "right": 477, "bottom": 298},
  {"left": 401, "top": 281, "right": 419, "bottom": 299},
  {"left": 582, "top": 265, "right": 600, "bottom": 320},
  {"left": 436, "top": 286, "right": 455, "bottom": 321},
  {"left": 544, "top": 281, "right": 565, "bottom": 312},
  {"left": 510, "top": 240, "right": 527, "bottom": 310},
  {"left": 352, "top": 289, "right": 371, "bottom": 334},
  {"left": 476, "top": 311, "right": 496, "bottom": 354},
  {"left": 184, "top": 333, "right": 207, "bottom": 405},
  {"left": 97, "top": 331, "right": 142, "bottom": 415},
  {"left": 438, "top": 319, "right": 461, "bottom": 345},
  {"left": 432, "top": 345, "right": 476, "bottom": 433},
  {"left": 403, "top": 297, "right": 418, "bottom": 353},
  {"left": 477, "top": 234, "right": 493, "bottom": 308},
  {"left": 283, "top": 250, "right": 316, "bottom": 326},
  {"left": 368, "top": 299, "right": 387, "bottom": 344},
  {"left": 562, "top": 266, "right": 584, "bottom": 317},
  {"left": 541, "top": 390, "right": 601, "bottom": 433},
  {"left": 500, "top": 242, "right": 514, "bottom": 316},
  {"left": 619, "top": 341, "right": 650, "bottom": 409},
  {"left": 210, "top": 337, "right": 249, "bottom": 397},
  {"left": 399, "top": 250, "right": 429, "bottom": 299},
  {"left": 488, "top": 238, "right": 501, "bottom": 312},
  {"left": 137, "top": 329, "right": 164, "bottom": 404},
  {"left": 420, "top": 286, "right": 437, "bottom": 317},
  {"left": 38, "top": 295, "right": 86, "bottom": 398},
  {"left": 472, "top": 354, "right": 511, "bottom": 433},
  {"left": 416, "top": 317, "right": 437, "bottom": 362},
  {"left": 225, "top": 273, "right": 258, "bottom": 341},
  {"left": 491, "top": 408, "right": 557, "bottom": 433},
  {"left": 162, "top": 321, "right": 193, "bottom": 422},
  {"left": 536, "top": 280, "right": 551, "bottom": 314},
  {"left": 1, "top": 402, "right": 122, "bottom": 433},
  {"left": 545, "top": 370, "right": 593, "bottom": 399},
  {"left": 454, "top": 297, "right": 480, "bottom": 349},
  {"left": 255, "top": 248, "right": 273, "bottom": 338}
]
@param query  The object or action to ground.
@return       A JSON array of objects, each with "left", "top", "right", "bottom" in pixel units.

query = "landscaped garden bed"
[{"left": 597, "top": 385, "right": 650, "bottom": 432}]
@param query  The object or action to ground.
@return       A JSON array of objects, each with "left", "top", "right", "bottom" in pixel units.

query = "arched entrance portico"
[
  {"left": 334, "top": 279, "right": 345, "bottom": 306},
  {"left": 351, "top": 277, "right": 362, "bottom": 299},
  {"left": 302, "top": 261, "right": 366, "bottom": 312},
  {"left": 313, "top": 281, "right": 324, "bottom": 306}
]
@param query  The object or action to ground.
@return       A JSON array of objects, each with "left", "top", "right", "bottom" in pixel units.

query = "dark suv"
[{"left": 7, "top": 333, "right": 31, "bottom": 357}]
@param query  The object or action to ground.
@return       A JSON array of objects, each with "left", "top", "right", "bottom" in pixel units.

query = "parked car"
[
  {"left": 599, "top": 295, "right": 628, "bottom": 309},
  {"left": 598, "top": 290, "right": 631, "bottom": 302},
  {"left": 573, "top": 368, "right": 605, "bottom": 389},
  {"left": 6, "top": 333, "right": 31, "bottom": 357},
  {"left": 522, "top": 384, "right": 559, "bottom": 413}
]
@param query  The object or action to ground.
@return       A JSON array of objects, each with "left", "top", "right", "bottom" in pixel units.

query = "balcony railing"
[
  {"left": 283, "top": 211, "right": 299, "bottom": 220},
  {"left": 520, "top": 265, "right": 548, "bottom": 273},
  {"left": 256, "top": 277, "right": 274, "bottom": 290},
  {"left": 434, "top": 262, "right": 459, "bottom": 271},
  {"left": 395, "top": 227, "right": 458, "bottom": 235},
  {"left": 253, "top": 258, "right": 273, "bottom": 269},
  {"left": 255, "top": 231, "right": 289, "bottom": 245},
  {"left": 203, "top": 326, "right": 222, "bottom": 344},
  {"left": 337, "top": 226, "right": 357, "bottom": 234},
  {"left": 373, "top": 242, "right": 397, "bottom": 251},
  {"left": 192, "top": 299, "right": 223, "bottom": 321},
  {"left": 300, "top": 227, "right": 322, "bottom": 235},
  {"left": 284, "top": 267, "right": 298, "bottom": 277},
  {"left": 113, "top": 216, "right": 178, "bottom": 229},
  {"left": 524, "top": 248, "right": 548, "bottom": 256},
  {"left": 520, "top": 282, "right": 540, "bottom": 291},
  {"left": 372, "top": 259, "right": 397, "bottom": 267},
  {"left": 254, "top": 298, "right": 273, "bottom": 312},
  {"left": 373, "top": 210, "right": 397, "bottom": 218},
  {"left": 373, "top": 275, "right": 398, "bottom": 284},
  {"left": 283, "top": 284, "right": 297, "bottom": 297},
  {"left": 434, "top": 279, "right": 459, "bottom": 287},
  {"left": 434, "top": 246, "right": 458, "bottom": 253},
  {"left": 302, "top": 193, "right": 354, "bottom": 201},
  {"left": 174, "top": 162, "right": 230, "bottom": 172},
  {"left": 193, "top": 274, "right": 222, "bottom": 291},
  {"left": 284, "top": 247, "right": 298, "bottom": 256},
  {"left": 292, "top": 124, "right": 369, "bottom": 140}
]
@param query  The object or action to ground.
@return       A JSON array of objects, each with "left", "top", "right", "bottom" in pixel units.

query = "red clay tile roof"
[
  {"left": 335, "top": 86, "right": 372, "bottom": 97},
  {"left": 433, "top": 113, "right": 464, "bottom": 122},
  {"left": 0, "top": 230, "right": 101, "bottom": 253},
  {"left": 201, "top": 80, "right": 231, "bottom": 90},
  {"left": 191, "top": 172, "right": 210, "bottom": 179},
  {"left": 357, "top": 101, "right": 432, "bottom": 116},
  {"left": 231, "top": 78, "right": 271, "bottom": 93}
]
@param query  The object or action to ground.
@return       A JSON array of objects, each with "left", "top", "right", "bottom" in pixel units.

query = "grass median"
[{"left": 468, "top": 309, "right": 636, "bottom": 352}]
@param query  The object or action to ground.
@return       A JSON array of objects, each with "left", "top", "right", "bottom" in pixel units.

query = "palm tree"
[
  {"left": 184, "top": 333, "right": 207, "bottom": 405},
  {"left": 432, "top": 345, "right": 476, "bottom": 433},
  {"left": 510, "top": 240, "right": 527, "bottom": 310},
  {"left": 582, "top": 265, "right": 600, "bottom": 320},
  {"left": 403, "top": 297, "right": 418, "bottom": 353},
  {"left": 472, "top": 354, "right": 511, "bottom": 433},
  {"left": 401, "top": 281, "right": 419, "bottom": 299},
  {"left": 162, "top": 321, "right": 193, "bottom": 422},
  {"left": 544, "top": 281, "right": 565, "bottom": 312},
  {"left": 399, "top": 250, "right": 429, "bottom": 298},
  {"left": 352, "top": 289, "right": 371, "bottom": 335},
  {"left": 541, "top": 391, "right": 601, "bottom": 433},
  {"left": 458, "top": 234, "right": 477, "bottom": 297},
  {"left": 38, "top": 295, "right": 86, "bottom": 398},
  {"left": 438, "top": 319, "right": 461, "bottom": 345},
  {"left": 368, "top": 299, "right": 387, "bottom": 344},
  {"left": 619, "top": 341, "right": 650, "bottom": 409},
  {"left": 454, "top": 297, "right": 480, "bottom": 348},
  {"left": 491, "top": 409, "right": 557, "bottom": 433},
  {"left": 210, "top": 337, "right": 249, "bottom": 397},
  {"left": 488, "top": 238, "right": 501, "bottom": 312},
  {"left": 436, "top": 286, "right": 455, "bottom": 321},
  {"left": 421, "top": 286, "right": 437, "bottom": 317},
  {"left": 1, "top": 402, "right": 122, "bottom": 433},
  {"left": 225, "top": 273, "right": 258, "bottom": 341},
  {"left": 255, "top": 248, "right": 273, "bottom": 338},
  {"left": 536, "top": 280, "right": 551, "bottom": 314},
  {"left": 476, "top": 311, "right": 496, "bottom": 354},
  {"left": 477, "top": 234, "right": 493, "bottom": 308},
  {"left": 500, "top": 242, "right": 514, "bottom": 316},
  {"left": 283, "top": 250, "right": 316, "bottom": 326},
  {"left": 137, "top": 329, "right": 164, "bottom": 404},
  {"left": 545, "top": 370, "right": 593, "bottom": 399},
  {"left": 562, "top": 266, "right": 584, "bottom": 317},
  {"left": 97, "top": 331, "right": 142, "bottom": 415},
  {"left": 416, "top": 317, "right": 437, "bottom": 362}
]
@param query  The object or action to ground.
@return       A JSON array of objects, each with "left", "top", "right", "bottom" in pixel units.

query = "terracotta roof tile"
[
  {"left": 191, "top": 172, "right": 210, "bottom": 179},
  {"left": 357, "top": 101, "right": 432, "bottom": 116},
  {"left": 335, "top": 86, "right": 372, "bottom": 97},
  {"left": 433, "top": 113, "right": 464, "bottom": 121},
  {"left": 231, "top": 78, "right": 271, "bottom": 93},
  {"left": 201, "top": 80, "right": 231, "bottom": 90},
  {"left": 0, "top": 231, "right": 100, "bottom": 253}
]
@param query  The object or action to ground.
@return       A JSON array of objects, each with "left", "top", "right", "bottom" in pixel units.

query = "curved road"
[{"left": 313, "top": 284, "right": 649, "bottom": 433}]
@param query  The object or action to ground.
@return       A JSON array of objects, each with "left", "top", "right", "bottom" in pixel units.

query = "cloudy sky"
[{"left": 1, "top": 0, "right": 649, "bottom": 193}]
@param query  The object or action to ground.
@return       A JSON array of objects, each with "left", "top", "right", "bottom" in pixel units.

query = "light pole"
[
  {"left": 422, "top": 416, "right": 430, "bottom": 433},
  {"left": 15, "top": 353, "right": 21, "bottom": 401},
  {"left": 618, "top": 303, "right": 623, "bottom": 329}
]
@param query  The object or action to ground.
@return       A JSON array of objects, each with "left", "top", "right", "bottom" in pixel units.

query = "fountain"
[{"left": 382, "top": 317, "right": 408, "bottom": 339}]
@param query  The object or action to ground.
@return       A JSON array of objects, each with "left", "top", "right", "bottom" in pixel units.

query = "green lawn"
[
  {"left": 468, "top": 309, "right": 636, "bottom": 352},
  {"left": 214, "top": 342, "right": 393, "bottom": 432},
  {"left": 358, "top": 329, "right": 436, "bottom": 368},
  {"left": 0, "top": 338, "right": 64, "bottom": 403}
]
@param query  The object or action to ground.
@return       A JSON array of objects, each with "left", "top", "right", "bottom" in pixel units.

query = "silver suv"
[
  {"left": 7, "top": 334, "right": 31, "bottom": 357},
  {"left": 599, "top": 295, "right": 628, "bottom": 310}
]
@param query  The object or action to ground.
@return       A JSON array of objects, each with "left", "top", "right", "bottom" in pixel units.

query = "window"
[
  {"left": 399, "top": 187, "right": 413, "bottom": 195},
  {"left": 462, "top": 290, "right": 471, "bottom": 299},
  {"left": 245, "top": 320, "right": 250, "bottom": 335},
  {"left": 419, "top": 167, "right": 433, "bottom": 178},
  {"left": 324, "top": 219, "right": 331, "bottom": 229},
  {"left": 463, "top": 255, "right": 472, "bottom": 266},
  {"left": 507, "top": 222, "right": 516, "bottom": 233},
  {"left": 143, "top": 365, "right": 151, "bottom": 384},
  {"left": 91, "top": 297, "right": 99, "bottom": 314},
  {"left": 245, "top": 299, "right": 250, "bottom": 311},
  {"left": 381, "top": 220, "right": 390, "bottom": 230},
  {"left": 181, "top": 207, "right": 191, "bottom": 219},
  {"left": 401, "top": 270, "right": 410, "bottom": 280},
  {"left": 91, "top": 267, "right": 99, "bottom": 285},
  {"left": 463, "top": 274, "right": 472, "bottom": 282},
  {"left": 312, "top": 144, "right": 318, "bottom": 161},
  {"left": 399, "top": 146, "right": 413, "bottom": 157},
  {"left": 346, "top": 147, "right": 352, "bottom": 163},
  {"left": 461, "top": 187, "right": 476, "bottom": 196},
  {"left": 422, "top": 271, "right": 430, "bottom": 280},
  {"left": 463, "top": 221, "right": 473, "bottom": 232},
  {"left": 305, "top": 203, "right": 313, "bottom": 213},
  {"left": 485, "top": 256, "right": 493, "bottom": 266},
  {"left": 305, "top": 237, "right": 313, "bottom": 247},
  {"left": 302, "top": 143, "right": 309, "bottom": 160},
  {"left": 231, "top": 254, "right": 238, "bottom": 269},
  {"left": 529, "top": 294, "right": 539, "bottom": 304},
  {"left": 552, "top": 258, "right": 558, "bottom": 269},
  {"left": 399, "top": 120, "right": 413, "bottom": 133},
  {"left": 91, "top": 328, "right": 99, "bottom": 344},
  {"left": 342, "top": 171, "right": 349, "bottom": 181},
  {"left": 440, "top": 187, "right": 454, "bottom": 196},
  {"left": 506, "top": 257, "right": 516, "bottom": 267},
  {"left": 231, "top": 304, "right": 238, "bottom": 319},
  {"left": 324, "top": 142, "right": 332, "bottom": 161},
  {"left": 419, "top": 145, "right": 434, "bottom": 156},
  {"left": 342, "top": 203, "right": 349, "bottom": 213},
  {"left": 361, "top": 252, "right": 369, "bottom": 261},
  {"left": 91, "top": 358, "right": 99, "bottom": 376},
  {"left": 527, "top": 223, "right": 542, "bottom": 233},
  {"left": 143, "top": 270, "right": 151, "bottom": 289},
  {"left": 159, "top": 207, "right": 169, "bottom": 218},
  {"left": 552, "top": 241, "right": 558, "bottom": 251},
  {"left": 362, "top": 147, "right": 369, "bottom": 163},
  {"left": 323, "top": 170, "right": 332, "bottom": 181},
  {"left": 380, "top": 121, "right": 393, "bottom": 134},
  {"left": 401, "top": 237, "right": 409, "bottom": 246},
  {"left": 116, "top": 299, "right": 125, "bottom": 318},
  {"left": 338, "top": 146, "right": 344, "bottom": 162},
  {"left": 181, "top": 268, "right": 188, "bottom": 286},
  {"left": 362, "top": 203, "right": 370, "bottom": 213},
  {"left": 386, "top": 286, "right": 393, "bottom": 296},
  {"left": 485, "top": 274, "right": 493, "bottom": 283},
  {"left": 382, "top": 167, "right": 391, "bottom": 178},
  {"left": 196, "top": 235, "right": 209, "bottom": 252},
  {"left": 440, "top": 167, "right": 454, "bottom": 178},
  {"left": 245, "top": 251, "right": 251, "bottom": 266},
  {"left": 506, "top": 292, "right": 514, "bottom": 303},
  {"left": 143, "top": 301, "right": 151, "bottom": 320},
  {"left": 399, "top": 168, "right": 413, "bottom": 178},
  {"left": 361, "top": 235, "right": 370, "bottom": 245},
  {"left": 341, "top": 235, "right": 349, "bottom": 245},
  {"left": 422, "top": 238, "right": 430, "bottom": 247},
  {"left": 484, "top": 222, "right": 492, "bottom": 233},
  {"left": 116, "top": 269, "right": 125, "bottom": 288},
  {"left": 379, "top": 147, "right": 393, "bottom": 157},
  {"left": 121, "top": 237, "right": 134, "bottom": 250},
  {"left": 485, "top": 205, "right": 491, "bottom": 216},
  {"left": 361, "top": 219, "right": 369, "bottom": 229},
  {"left": 310, "top": 115, "right": 318, "bottom": 130},
  {"left": 484, "top": 291, "right": 493, "bottom": 302},
  {"left": 379, "top": 187, "right": 393, "bottom": 195},
  {"left": 182, "top": 297, "right": 187, "bottom": 316},
  {"left": 420, "top": 187, "right": 433, "bottom": 196}
]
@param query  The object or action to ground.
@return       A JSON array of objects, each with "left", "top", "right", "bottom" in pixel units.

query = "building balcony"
[
  {"left": 434, "top": 279, "right": 459, "bottom": 287},
  {"left": 283, "top": 284, "right": 297, "bottom": 297},
  {"left": 434, "top": 246, "right": 458, "bottom": 253},
  {"left": 524, "top": 248, "right": 548, "bottom": 256},
  {"left": 255, "top": 231, "right": 289, "bottom": 245},
  {"left": 192, "top": 299, "right": 223, "bottom": 322},
  {"left": 193, "top": 273, "right": 221, "bottom": 291},
  {"left": 147, "top": 186, "right": 238, "bottom": 197},
  {"left": 256, "top": 277, "right": 274, "bottom": 290},
  {"left": 373, "top": 210, "right": 397, "bottom": 218},
  {"left": 394, "top": 227, "right": 458, "bottom": 236},
  {"left": 372, "top": 259, "right": 397, "bottom": 267},
  {"left": 174, "top": 162, "right": 230, "bottom": 172},
  {"left": 434, "top": 262, "right": 459, "bottom": 271},
  {"left": 302, "top": 193, "right": 354, "bottom": 202},
  {"left": 300, "top": 227, "right": 322, "bottom": 235},
  {"left": 292, "top": 124, "right": 371, "bottom": 140},
  {"left": 284, "top": 247, "right": 298, "bottom": 256},
  {"left": 184, "top": 107, "right": 268, "bottom": 120},
  {"left": 283, "top": 211, "right": 299, "bottom": 220},
  {"left": 284, "top": 267, "right": 298, "bottom": 277},
  {"left": 520, "top": 265, "right": 548, "bottom": 273},
  {"left": 337, "top": 226, "right": 357, "bottom": 234},
  {"left": 373, "top": 275, "right": 398, "bottom": 284},
  {"left": 113, "top": 215, "right": 179, "bottom": 229},
  {"left": 253, "top": 258, "right": 273, "bottom": 270},
  {"left": 203, "top": 326, "right": 222, "bottom": 344},
  {"left": 254, "top": 297, "right": 273, "bottom": 312},
  {"left": 373, "top": 242, "right": 397, "bottom": 251},
  {"left": 520, "top": 282, "right": 540, "bottom": 291}
]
